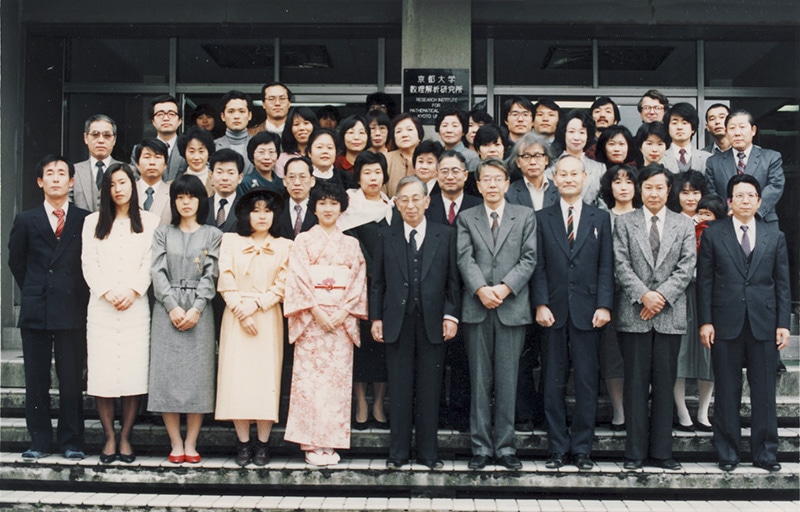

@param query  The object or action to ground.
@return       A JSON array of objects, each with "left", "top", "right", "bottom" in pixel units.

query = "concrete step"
[
  {"left": 1, "top": 418, "right": 798, "bottom": 461},
  {"left": 1, "top": 452, "right": 798, "bottom": 499},
  {"left": 2, "top": 490, "right": 797, "bottom": 512}
]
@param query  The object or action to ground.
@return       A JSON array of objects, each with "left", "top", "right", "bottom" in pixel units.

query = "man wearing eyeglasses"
[
  {"left": 637, "top": 90, "right": 670, "bottom": 124},
  {"left": 456, "top": 159, "right": 537, "bottom": 471},
  {"left": 249, "top": 82, "right": 293, "bottom": 137},
  {"left": 501, "top": 96, "right": 535, "bottom": 146},
  {"left": 72, "top": 114, "right": 120, "bottom": 211},
  {"left": 130, "top": 95, "right": 187, "bottom": 183}
]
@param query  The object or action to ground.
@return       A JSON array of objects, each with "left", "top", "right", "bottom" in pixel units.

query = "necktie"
[
  {"left": 679, "top": 149, "right": 687, "bottom": 166},
  {"left": 216, "top": 198, "right": 228, "bottom": 227},
  {"left": 293, "top": 204, "right": 303, "bottom": 237},
  {"left": 409, "top": 229, "right": 418, "bottom": 253},
  {"left": 53, "top": 209, "right": 65, "bottom": 239},
  {"left": 740, "top": 225, "right": 751, "bottom": 256},
  {"left": 567, "top": 206, "right": 575, "bottom": 249},
  {"left": 447, "top": 201, "right": 456, "bottom": 225},
  {"left": 95, "top": 161, "right": 105, "bottom": 190},
  {"left": 490, "top": 212, "right": 499, "bottom": 246},
  {"left": 144, "top": 187, "right": 154, "bottom": 211},
  {"left": 737, "top": 152, "right": 746, "bottom": 175},
  {"left": 649, "top": 215, "right": 660, "bottom": 261}
]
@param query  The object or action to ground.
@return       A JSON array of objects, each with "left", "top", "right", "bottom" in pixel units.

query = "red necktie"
[
  {"left": 737, "top": 152, "right": 746, "bottom": 175},
  {"left": 679, "top": 149, "right": 687, "bottom": 166},
  {"left": 567, "top": 206, "right": 575, "bottom": 248},
  {"left": 447, "top": 201, "right": 456, "bottom": 225},
  {"left": 53, "top": 209, "right": 65, "bottom": 239}
]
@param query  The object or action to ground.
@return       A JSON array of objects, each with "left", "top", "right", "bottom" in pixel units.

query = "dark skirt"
[{"left": 353, "top": 318, "right": 388, "bottom": 382}]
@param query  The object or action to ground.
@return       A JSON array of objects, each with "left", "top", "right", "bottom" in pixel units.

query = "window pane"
[
  {"left": 68, "top": 39, "right": 169, "bottom": 84},
  {"left": 598, "top": 40, "right": 696, "bottom": 87},
  {"left": 472, "top": 39, "right": 487, "bottom": 86},
  {"left": 385, "top": 38, "right": 401, "bottom": 85},
  {"left": 705, "top": 41, "right": 799, "bottom": 88},
  {"left": 179, "top": 38, "right": 275, "bottom": 84},
  {"left": 280, "top": 38, "right": 377, "bottom": 85},
  {"left": 494, "top": 40, "right": 592, "bottom": 86}
]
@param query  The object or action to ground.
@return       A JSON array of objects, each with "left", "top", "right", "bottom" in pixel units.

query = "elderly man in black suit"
[
  {"left": 370, "top": 175, "right": 461, "bottom": 470},
  {"left": 532, "top": 155, "right": 614, "bottom": 470},
  {"left": 8, "top": 155, "right": 91, "bottom": 460},
  {"left": 277, "top": 156, "right": 318, "bottom": 240},
  {"left": 697, "top": 174, "right": 791, "bottom": 473}
]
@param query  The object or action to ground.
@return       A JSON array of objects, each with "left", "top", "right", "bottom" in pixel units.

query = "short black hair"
[
  {"left": 413, "top": 140, "right": 444, "bottom": 163},
  {"left": 697, "top": 193, "right": 728, "bottom": 219},
  {"left": 595, "top": 125, "right": 637, "bottom": 167},
  {"left": 247, "top": 131, "right": 282, "bottom": 163},
  {"left": 220, "top": 90, "right": 253, "bottom": 112},
  {"left": 365, "top": 92, "right": 396, "bottom": 119},
  {"left": 336, "top": 115, "right": 371, "bottom": 155},
  {"left": 309, "top": 180, "right": 349, "bottom": 214},
  {"left": 476, "top": 158, "right": 509, "bottom": 181},
  {"left": 169, "top": 174, "right": 210, "bottom": 226},
  {"left": 260, "top": 82, "right": 294, "bottom": 102},
  {"left": 637, "top": 89, "right": 669, "bottom": 112},
  {"left": 534, "top": 97, "right": 561, "bottom": 115},
  {"left": 668, "top": 169, "right": 707, "bottom": 213},
  {"left": 209, "top": 148, "right": 244, "bottom": 174},
  {"left": 725, "top": 109, "right": 756, "bottom": 128},
  {"left": 726, "top": 173, "right": 761, "bottom": 200},
  {"left": 284, "top": 156, "right": 314, "bottom": 177},
  {"left": 635, "top": 121, "right": 672, "bottom": 150},
  {"left": 316, "top": 105, "right": 341, "bottom": 122},
  {"left": 435, "top": 107, "right": 467, "bottom": 134},
  {"left": 599, "top": 164, "right": 642, "bottom": 209},
  {"left": 190, "top": 104, "right": 218, "bottom": 123},
  {"left": 501, "top": 96, "right": 534, "bottom": 124},
  {"left": 235, "top": 188, "right": 284, "bottom": 238},
  {"left": 177, "top": 127, "right": 216, "bottom": 160},
  {"left": 365, "top": 109, "right": 391, "bottom": 129},
  {"left": 305, "top": 129, "right": 338, "bottom": 157},
  {"left": 353, "top": 151, "right": 388, "bottom": 185},
  {"left": 469, "top": 108, "right": 493, "bottom": 125},
  {"left": 705, "top": 103, "right": 730, "bottom": 121},
  {"left": 473, "top": 123, "right": 506, "bottom": 155},
  {"left": 389, "top": 113, "right": 424, "bottom": 147},
  {"left": 666, "top": 102, "right": 699, "bottom": 135},
  {"left": 590, "top": 97, "right": 620, "bottom": 124},
  {"left": 637, "top": 163, "right": 673, "bottom": 190},
  {"left": 149, "top": 95, "right": 180, "bottom": 120},
  {"left": 36, "top": 155, "right": 74, "bottom": 179},
  {"left": 438, "top": 149, "right": 467, "bottom": 166},
  {"left": 135, "top": 137, "right": 169, "bottom": 162}
]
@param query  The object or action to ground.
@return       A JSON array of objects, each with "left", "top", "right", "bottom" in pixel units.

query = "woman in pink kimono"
[{"left": 284, "top": 180, "right": 368, "bottom": 466}]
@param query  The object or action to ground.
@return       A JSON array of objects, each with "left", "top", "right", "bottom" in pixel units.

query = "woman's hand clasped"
[{"left": 103, "top": 288, "right": 138, "bottom": 311}]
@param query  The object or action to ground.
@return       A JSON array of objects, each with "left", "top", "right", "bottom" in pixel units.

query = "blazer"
[
  {"left": 138, "top": 180, "right": 172, "bottom": 226},
  {"left": 130, "top": 143, "right": 187, "bottom": 183},
  {"left": 426, "top": 192, "right": 482, "bottom": 225},
  {"left": 612, "top": 208, "right": 695, "bottom": 335},
  {"left": 696, "top": 218, "right": 790, "bottom": 341},
  {"left": 277, "top": 201, "right": 317, "bottom": 240},
  {"left": 8, "top": 204, "right": 90, "bottom": 330},
  {"left": 215, "top": 134, "right": 254, "bottom": 175},
  {"left": 531, "top": 202, "right": 614, "bottom": 331},
  {"left": 705, "top": 145, "right": 784, "bottom": 222},
  {"left": 369, "top": 221, "right": 460, "bottom": 344},
  {"left": 505, "top": 178, "right": 559, "bottom": 211},
  {"left": 72, "top": 157, "right": 120, "bottom": 212},
  {"left": 206, "top": 195, "right": 239, "bottom": 233},
  {"left": 456, "top": 202, "right": 537, "bottom": 326},
  {"left": 662, "top": 148, "right": 711, "bottom": 175}
]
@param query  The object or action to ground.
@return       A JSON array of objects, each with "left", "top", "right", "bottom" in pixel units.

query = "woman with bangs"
[
  {"left": 148, "top": 174, "right": 222, "bottom": 464},
  {"left": 307, "top": 128, "right": 355, "bottom": 190},
  {"left": 275, "top": 106, "right": 319, "bottom": 178},
  {"left": 635, "top": 121, "right": 671, "bottom": 168},
  {"left": 595, "top": 125, "right": 639, "bottom": 169},
  {"left": 334, "top": 115, "right": 371, "bottom": 173},
  {"left": 177, "top": 127, "right": 216, "bottom": 196},
  {"left": 366, "top": 110, "right": 392, "bottom": 154},
  {"left": 385, "top": 113, "right": 424, "bottom": 197},
  {"left": 548, "top": 109, "right": 605, "bottom": 206}
]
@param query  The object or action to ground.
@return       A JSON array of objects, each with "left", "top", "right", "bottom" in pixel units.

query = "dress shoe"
[
  {"left": 168, "top": 453, "right": 186, "bottom": 464},
  {"left": 99, "top": 452, "right": 116, "bottom": 464},
  {"left": 718, "top": 461, "right": 737, "bottom": 472},
  {"left": 514, "top": 421, "right": 534, "bottom": 433},
  {"left": 252, "top": 441, "right": 269, "bottom": 466},
  {"left": 385, "top": 458, "right": 408, "bottom": 470},
  {"left": 352, "top": 419, "right": 370, "bottom": 431},
  {"left": 623, "top": 458, "right": 643, "bottom": 470},
  {"left": 574, "top": 454, "right": 594, "bottom": 470},
  {"left": 497, "top": 454, "right": 522, "bottom": 470},
  {"left": 753, "top": 460, "right": 781, "bottom": 472},
  {"left": 234, "top": 440, "right": 253, "bottom": 466},
  {"left": 184, "top": 454, "right": 201, "bottom": 464},
  {"left": 609, "top": 422, "right": 626, "bottom": 432},
  {"left": 468, "top": 454, "right": 492, "bottom": 469},
  {"left": 777, "top": 360, "right": 787, "bottom": 374},
  {"left": 673, "top": 422, "right": 695, "bottom": 433},
  {"left": 695, "top": 421, "right": 713, "bottom": 433},
  {"left": 118, "top": 451, "right": 136, "bottom": 464},
  {"left": 452, "top": 419, "right": 470, "bottom": 433},
  {"left": 64, "top": 449, "right": 86, "bottom": 460},
  {"left": 545, "top": 453, "right": 569, "bottom": 469},
  {"left": 651, "top": 458, "right": 682, "bottom": 470},
  {"left": 372, "top": 417, "right": 389, "bottom": 430},
  {"left": 21, "top": 449, "right": 48, "bottom": 461},
  {"left": 417, "top": 459, "right": 443, "bottom": 470}
]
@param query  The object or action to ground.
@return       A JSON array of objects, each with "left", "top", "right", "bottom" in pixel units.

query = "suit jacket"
[
  {"left": 72, "top": 157, "right": 120, "bottom": 212},
  {"left": 277, "top": 201, "right": 318, "bottom": 240},
  {"left": 531, "top": 202, "right": 614, "bottom": 331},
  {"left": 705, "top": 145, "right": 784, "bottom": 222},
  {"left": 613, "top": 208, "right": 695, "bottom": 335},
  {"left": 696, "top": 217, "right": 790, "bottom": 341},
  {"left": 139, "top": 180, "right": 172, "bottom": 225},
  {"left": 505, "top": 178, "right": 559, "bottom": 211},
  {"left": 426, "top": 192, "right": 482, "bottom": 225},
  {"left": 206, "top": 195, "right": 239, "bottom": 233},
  {"left": 662, "top": 148, "right": 711, "bottom": 174},
  {"left": 215, "top": 134, "right": 255, "bottom": 175},
  {"left": 369, "top": 221, "right": 461, "bottom": 344},
  {"left": 8, "top": 204, "right": 90, "bottom": 330},
  {"left": 456, "top": 202, "right": 537, "bottom": 326},
  {"left": 130, "top": 143, "right": 187, "bottom": 182}
]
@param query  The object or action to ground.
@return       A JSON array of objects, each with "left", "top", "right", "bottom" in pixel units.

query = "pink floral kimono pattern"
[{"left": 283, "top": 225, "right": 368, "bottom": 449}]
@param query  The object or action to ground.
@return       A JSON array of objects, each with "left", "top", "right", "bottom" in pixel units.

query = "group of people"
[{"left": 9, "top": 83, "right": 790, "bottom": 475}]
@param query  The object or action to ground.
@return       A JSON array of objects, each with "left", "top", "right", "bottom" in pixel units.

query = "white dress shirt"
[
  {"left": 43, "top": 200, "right": 70, "bottom": 233},
  {"left": 560, "top": 198, "right": 583, "bottom": 238}
]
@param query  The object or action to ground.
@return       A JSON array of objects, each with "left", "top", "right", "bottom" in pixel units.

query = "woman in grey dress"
[{"left": 148, "top": 175, "right": 222, "bottom": 464}]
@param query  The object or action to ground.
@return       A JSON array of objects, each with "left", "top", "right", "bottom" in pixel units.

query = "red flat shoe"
[
  {"left": 168, "top": 453, "right": 185, "bottom": 464},
  {"left": 184, "top": 454, "right": 201, "bottom": 464}
]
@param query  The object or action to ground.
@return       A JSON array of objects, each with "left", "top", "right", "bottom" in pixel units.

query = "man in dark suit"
[
  {"left": 207, "top": 149, "right": 244, "bottom": 233},
  {"left": 277, "top": 156, "right": 318, "bottom": 240},
  {"left": 426, "top": 150, "right": 481, "bottom": 433},
  {"left": 705, "top": 109, "right": 784, "bottom": 223},
  {"left": 613, "top": 164, "right": 695, "bottom": 471},
  {"left": 370, "top": 175, "right": 461, "bottom": 470},
  {"left": 457, "top": 158, "right": 538, "bottom": 470},
  {"left": 130, "top": 95, "right": 187, "bottom": 182},
  {"left": 531, "top": 155, "right": 614, "bottom": 470},
  {"left": 8, "top": 155, "right": 91, "bottom": 461},
  {"left": 697, "top": 174, "right": 791, "bottom": 473},
  {"left": 71, "top": 114, "right": 120, "bottom": 212}
]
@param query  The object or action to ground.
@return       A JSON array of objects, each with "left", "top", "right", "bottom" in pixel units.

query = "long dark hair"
[
  {"left": 95, "top": 163, "right": 143, "bottom": 239},
  {"left": 281, "top": 106, "right": 319, "bottom": 154}
]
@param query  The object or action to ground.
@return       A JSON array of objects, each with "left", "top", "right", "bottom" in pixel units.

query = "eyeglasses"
[
  {"left": 284, "top": 174, "right": 311, "bottom": 183},
  {"left": 265, "top": 96, "right": 288, "bottom": 103},
  {"left": 87, "top": 131, "right": 115, "bottom": 140},
  {"left": 438, "top": 167, "right": 466, "bottom": 176},
  {"left": 517, "top": 153, "right": 547, "bottom": 161},
  {"left": 254, "top": 148, "right": 278, "bottom": 157},
  {"left": 642, "top": 106, "right": 665, "bottom": 113},
  {"left": 508, "top": 110, "right": 532, "bottom": 119},
  {"left": 154, "top": 110, "right": 179, "bottom": 120},
  {"left": 732, "top": 192, "right": 759, "bottom": 201},
  {"left": 479, "top": 176, "right": 508, "bottom": 184},
  {"left": 395, "top": 195, "right": 426, "bottom": 206}
]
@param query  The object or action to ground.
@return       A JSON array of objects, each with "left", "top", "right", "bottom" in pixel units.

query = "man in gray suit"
[
  {"left": 613, "top": 164, "right": 695, "bottom": 471},
  {"left": 457, "top": 158, "right": 537, "bottom": 470},
  {"left": 72, "top": 114, "right": 120, "bottom": 212},
  {"left": 134, "top": 138, "right": 172, "bottom": 225},
  {"left": 131, "top": 95, "right": 187, "bottom": 183},
  {"left": 662, "top": 103, "right": 711, "bottom": 174}
]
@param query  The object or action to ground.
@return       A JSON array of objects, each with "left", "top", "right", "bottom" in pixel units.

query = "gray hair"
[
  {"left": 508, "top": 131, "right": 553, "bottom": 163},
  {"left": 396, "top": 175, "right": 428, "bottom": 196},
  {"left": 84, "top": 114, "right": 117, "bottom": 135}
]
